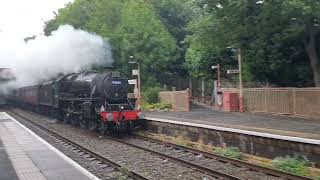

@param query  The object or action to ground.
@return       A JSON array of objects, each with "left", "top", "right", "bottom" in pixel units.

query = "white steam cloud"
[{"left": 0, "top": 25, "right": 113, "bottom": 90}]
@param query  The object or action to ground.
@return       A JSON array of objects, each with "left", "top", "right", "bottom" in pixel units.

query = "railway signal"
[
  {"left": 129, "top": 56, "right": 141, "bottom": 109},
  {"left": 227, "top": 69, "right": 240, "bottom": 74}
]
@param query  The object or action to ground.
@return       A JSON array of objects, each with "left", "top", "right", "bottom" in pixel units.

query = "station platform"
[
  {"left": 145, "top": 107, "right": 320, "bottom": 141},
  {"left": 0, "top": 112, "right": 98, "bottom": 180}
]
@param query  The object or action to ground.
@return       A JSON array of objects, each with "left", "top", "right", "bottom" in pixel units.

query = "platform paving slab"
[
  {"left": 145, "top": 108, "right": 320, "bottom": 140},
  {"left": 0, "top": 138, "right": 19, "bottom": 180},
  {"left": 0, "top": 112, "right": 98, "bottom": 180}
]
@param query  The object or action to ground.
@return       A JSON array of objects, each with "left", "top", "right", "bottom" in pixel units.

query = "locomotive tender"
[{"left": 10, "top": 71, "right": 144, "bottom": 133}]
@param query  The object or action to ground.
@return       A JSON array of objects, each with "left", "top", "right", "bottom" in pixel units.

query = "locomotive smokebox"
[{"left": 92, "top": 72, "right": 129, "bottom": 102}]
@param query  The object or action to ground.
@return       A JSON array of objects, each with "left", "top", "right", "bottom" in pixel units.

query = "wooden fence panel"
[
  {"left": 243, "top": 89, "right": 265, "bottom": 112},
  {"left": 159, "top": 90, "right": 190, "bottom": 112},
  {"left": 266, "top": 90, "right": 293, "bottom": 114},
  {"left": 243, "top": 88, "right": 320, "bottom": 118},
  {"left": 295, "top": 89, "right": 320, "bottom": 117}
]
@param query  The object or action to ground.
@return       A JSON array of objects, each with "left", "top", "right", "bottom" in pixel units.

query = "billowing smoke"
[{"left": 0, "top": 25, "right": 113, "bottom": 92}]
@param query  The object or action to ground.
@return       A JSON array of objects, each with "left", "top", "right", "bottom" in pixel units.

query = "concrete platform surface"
[
  {"left": 0, "top": 112, "right": 98, "bottom": 180},
  {"left": 145, "top": 107, "right": 320, "bottom": 140}
]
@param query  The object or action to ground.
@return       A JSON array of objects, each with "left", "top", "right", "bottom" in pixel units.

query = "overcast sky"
[{"left": 0, "top": 0, "right": 73, "bottom": 40}]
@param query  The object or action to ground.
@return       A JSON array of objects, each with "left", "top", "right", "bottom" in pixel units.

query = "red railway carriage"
[{"left": 18, "top": 85, "right": 40, "bottom": 106}]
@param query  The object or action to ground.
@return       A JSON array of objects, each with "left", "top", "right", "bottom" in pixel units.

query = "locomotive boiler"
[{"left": 10, "top": 71, "right": 144, "bottom": 134}]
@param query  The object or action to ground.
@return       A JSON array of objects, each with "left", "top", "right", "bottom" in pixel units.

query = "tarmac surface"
[
  {"left": 0, "top": 112, "right": 96, "bottom": 180},
  {"left": 145, "top": 104, "right": 320, "bottom": 140}
]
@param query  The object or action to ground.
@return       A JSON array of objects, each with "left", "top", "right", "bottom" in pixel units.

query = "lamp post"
[
  {"left": 212, "top": 64, "right": 222, "bottom": 106},
  {"left": 238, "top": 48, "right": 244, "bottom": 112},
  {"left": 211, "top": 64, "right": 221, "bottom": 90},
  {"left": 226, "top": 46, "right": 244, "bottom": 112},
  {"left": 129, "top": 56, "right": 141, "bottom": 108}
]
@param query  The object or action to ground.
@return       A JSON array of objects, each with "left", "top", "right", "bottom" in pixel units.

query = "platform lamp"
[
  {"left": 212, "top": 64, "right": 222, "bottom": 106},
  {"left": 237, "top": 48, "right": 244, "bottom": 112},
  {"left": 129, "top": 56, "right": 141, "bottom": 108},
  {"left": 211, "top": 64, "right": 221, "bottom": 90}
]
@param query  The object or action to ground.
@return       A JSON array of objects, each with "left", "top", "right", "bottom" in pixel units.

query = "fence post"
[
  {"left": 265, "top": 89, "right": 269, "bottom": 113},
  {"left": 186, "top": 88, "right": 191, "bottom": 112},
  {"left": 189, "top": 77, "right": 193, "bottom": 98},
  {"left": 171, "top": 91, "right": 175, "bottom": 111},
  {"left": 293, "top": 89, "right": 297, "bottom": 116},
  {"left": 201, "top": 78, "right": 205, "bottom": 103}
]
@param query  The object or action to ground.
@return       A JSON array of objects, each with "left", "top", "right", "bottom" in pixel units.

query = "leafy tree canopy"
[{"left": 44, "top": 0, "right": 320, "bottom": 87}]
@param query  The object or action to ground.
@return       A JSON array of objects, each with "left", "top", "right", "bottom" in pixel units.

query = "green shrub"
[
  {"left": 213, "top": 147, "right": 242, "bottom": 160},
  {"left": 271, "top": 155, "right": 311, "bottom": 176},
  {"left": 141, "top": 103, "right": 172, "bottom": 111},
  {"left": 143, "top": 87, "right": 162, "bottom": 104}
]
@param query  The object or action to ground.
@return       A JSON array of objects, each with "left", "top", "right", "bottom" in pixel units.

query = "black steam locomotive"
[{"left": 9, "top": 71, "right": 144, "bottom": 133}]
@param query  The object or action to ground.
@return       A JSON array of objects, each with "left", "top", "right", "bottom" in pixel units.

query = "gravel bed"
[
  {"left": 8, "top": 110, "right": 128, "bottom": 180},
  {"left": 9, "top": 109, "right": 218, "bottom": 180},
  {"left": 121, "top": 138, "right": 283, "bottom": 180}
]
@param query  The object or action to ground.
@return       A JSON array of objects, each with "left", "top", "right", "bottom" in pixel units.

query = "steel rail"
[
  {"left": 9, "top": 109, "right": 313, "bottom": 180},
  {"left": 135, "top": 135, "right": 313, "bottom": 180},
  {"left": 9, "top": 111, "right": 148, "bottom": 180},
  {"left": 102, "top": 135, "right": 242, "bottom": 180}
]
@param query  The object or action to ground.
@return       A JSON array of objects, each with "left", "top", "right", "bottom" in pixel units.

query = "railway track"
[
  {"left": 102, "top": 135, "right": 241, "bottom": 180},
  {"left": 11, "top": 111, "right": 238, "bottom": 180},
  {"left": 132, "top": 135, "right": 313, "bottom": 180},
  {"left": 9, "top": 111, "right": 147, "bottom": 180},
  {"left": 8, "top": 109, "right": 314, "bottom": 180},
  {"left": 103, "top": 135, "right": 312, "bottom": 180}
]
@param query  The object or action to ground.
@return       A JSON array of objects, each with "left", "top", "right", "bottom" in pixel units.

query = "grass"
[
  {"left": 270, "top": 155, "right": 312, "bottom": 177},
  {"left": 117, "top": 166, "right": 130, "bottom": 180},
  {"left": 174, "top": 136, "right": 194, "bottom": 147},
  {"left": 213, "top": 147, "right": 243, "bottom": 160},
  {"left": 141, "top": 102, "right": 172, "bottom": 111}
]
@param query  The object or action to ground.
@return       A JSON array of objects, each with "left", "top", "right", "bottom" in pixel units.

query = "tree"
[
  {"left": 43, "top": 0, "right": 178, "bottom": 88},
  {"left": 150, "top": 0, "right": 196, "bottom": 76},
  {"left": 279, "top": 0, "right": 320, "bottom": 86},
  {"left": 186, "top": 0, "right": 316, "bottom": 87},
  {"left": 118, "top": 0, "right": 177, "bottom": 85}
]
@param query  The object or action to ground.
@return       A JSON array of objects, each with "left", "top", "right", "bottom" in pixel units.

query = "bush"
[
  {"left": 213, "top": 147, "right": 242, "bottom": 160},
  {"left": 141, "top": 103, "right": 172, "bottom": 111},
  {"left": 271, "top": 155, "right": 312, "bottom": 176},
  {"left": 143, "top": 87, "right": 162, "bottom": 104}
]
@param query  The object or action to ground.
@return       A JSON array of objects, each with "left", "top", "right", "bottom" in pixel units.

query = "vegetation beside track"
[{"left": 140, "top": 132, "right": 320, "bottom": 179}]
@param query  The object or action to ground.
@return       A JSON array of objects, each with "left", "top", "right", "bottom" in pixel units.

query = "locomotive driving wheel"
[
  {"left": 99, "top": 121, "right": 108, "bottom": 135},
  {"left": 63, "top": 110, "right": 70, "bottom": 124},
  {"left": 88, "top": 120, "right": 98, "bottom": 131},
  {"left": 71, "top": 114, "right": 79, "bottom": 126},
  {"left": 79, "top": 117, "right": 87, "bottom": 128}
]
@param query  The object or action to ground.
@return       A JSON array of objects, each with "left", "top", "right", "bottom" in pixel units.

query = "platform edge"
[
  {"left": 146, "top": 116, "right": 320, "bottom": 145},
  {"left": 3, "top": 112, "right": 101, "bottom": 180}
]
